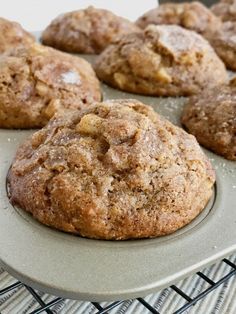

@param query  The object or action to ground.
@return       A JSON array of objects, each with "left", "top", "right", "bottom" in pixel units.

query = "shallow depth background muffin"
[
  {"left": 136, "top": 1, "right": 221, "bottom": 36},
  {"left": 206, "top": 21, "right": 236, "bottom": 70},
  {"left": 0, "top": 17, "right": 35, "bottom": 53},
  {"left": 211, "top": 0, "right": 236, "bottom": 22},
  {"left": 41, "top": 6, "right": 140, "bottom": 54},
  {"left": 95, "top": 24, "right": 228, "bottom": 97},
  {"left": 0, "top": 43, "right": 101, "bottom": 129},
  {"left": 8, "top": 99, "right": 215, "bottom": 240},
  {"left": 181, "top": 85, "right": 236, "bottom": 160}
]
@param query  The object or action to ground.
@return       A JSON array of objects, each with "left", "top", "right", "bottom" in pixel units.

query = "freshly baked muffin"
[
  {"left": 8, "top": 100, "right": 216, "bottom": 240},
  {"left": 206, "top": 21, "right": 236, "bottom": 71},
  {"left": 0, "top": 17, "right": 34, "bottom": 53},
  {"left": 0, "top": 43, "right": 101, "bottom": 129},
  {"left": 181, "top": 85, "right": 236, "bottom": 160},
  {"left": 95, "top": 25, "right": 228, "bottom": 97},
  {"left": 211, "top": 0, "right": 236, "bottom": 22},
  {"left": 136, "top": 2, "right": 221, "bottom": 35},
  {"left": 41, "top": 6, "right": 140, "bottom": 54}
]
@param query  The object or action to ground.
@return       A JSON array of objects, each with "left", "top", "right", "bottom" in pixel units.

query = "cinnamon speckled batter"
[
  {"left": 42, "top": 6, "right": 139, "bottom": 54},
  {"left": 8, "top": 100, "right": 215, "bottom": 239},
  {"left": 0, "top": 17, "right": 34, "bottom": 53},
  {"left": 182, "top": 84, "right": 236, "bottom": 160},
  {"left": 95, "top": 25, "right": 227, "bottom": 96},
  {"left": 0, "top": 43, "right": 101, "bottom": 128}
]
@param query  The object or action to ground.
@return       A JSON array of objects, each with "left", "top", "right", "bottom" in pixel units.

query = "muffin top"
[
  {"left": 136, "top": 1, "right": 221, "bottom": 35},
  {"left": 41, "top": 6, "right": 140, "bottom": 54},
  {"left": 8, "top": 99, "right": 215, "bottom": 240},
  {"left": 0, "top": 43, "right": 101, "bottom": 129},
  {"left": 95, "top": 24, "right": 228, "bottom": 96},
  {"left": 207, "top": 21, "right": 236, "bottom": 49},
  {"left": 211, "top": 0, "right": 236, "bottom": 22},
  {"left": 206, "top": 21, "right": 236, "bottom": 70},
  {"left": 0, "top": 17, "right": 35, "bottom": 53},
  {"left": 181, "top": 84, "right": 236, "bottom": 160}
]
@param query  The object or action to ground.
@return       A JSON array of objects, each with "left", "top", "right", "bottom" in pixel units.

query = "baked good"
[
  {"left": 0, "top": 43, "right": 101, "bottom": 129},
  {"left": 136, "top": 2, "right": 221, "bottom": 35},
  {"left": 95, "top": 25, "right": 228, "bottom": 97},
  {"left": 41, "top": 6, "right": 139, "bottom": 54},
  {"left": 0, "top": 17, "right": 34, "bottom": 53},
  {"left": 229, "top": 75, "right": 236, "bottom": 85},
  {"left": 206, "top": 21, "right": 236, "bottom": 71},
  {"left": 211, "top": 0, "right": 236, "bottom": 22},
  {"left": 8, "top": 99, "right": 216, "bottom": 240},
  {"left": 181, "top": 85, "right": 236, "bottom": 160}
]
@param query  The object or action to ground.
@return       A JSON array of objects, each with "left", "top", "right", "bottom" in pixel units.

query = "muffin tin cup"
[
  {"left": 1, "top": 80, "right": 236, "bottom": 301},
  {"left": 0, "top": 43, "right": 236, "bottom": 301}
]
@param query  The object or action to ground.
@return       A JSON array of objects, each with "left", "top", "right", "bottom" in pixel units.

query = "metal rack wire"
[{"left": 0, "top": 257, "right": 236, "bottom": 314}]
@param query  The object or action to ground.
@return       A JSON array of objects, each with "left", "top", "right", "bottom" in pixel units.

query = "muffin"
[
  {"left": 95, "top": 25, "right": 228, "bottom": 97},
  {"left": 211, "top": 0, "right": 236, "bottom": 22},
  {"left": 0, "top": 17, "right": 35, "bottom": 53},
  {"left": 41, "top": 6, "right": 140, "bottom": 54},
  {"left": 206, "top": 21, "right": 236, "bottom": 71},
  {"left": 181, "top": 85, "right": 236, "bottom": 160},
  {"left": 136, "top": 2, "right": 221, "bottom": 35},
  {"left": 0, "top": 43, "right": 101, "bottom": 129},
  {"left": 8, "top": 99, "right": 216, "bottom": 240}
]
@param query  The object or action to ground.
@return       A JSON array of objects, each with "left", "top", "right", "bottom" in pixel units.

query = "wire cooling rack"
[{"left": 0, "top": 257, "right": 236, "bottom": 314}]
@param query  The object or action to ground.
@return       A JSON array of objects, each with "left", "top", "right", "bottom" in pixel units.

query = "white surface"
[{"left": 0, "top": 0, "right": 157, "bottom": 31}]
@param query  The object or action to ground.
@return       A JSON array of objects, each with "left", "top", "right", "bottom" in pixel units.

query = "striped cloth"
[{"left": 0, "top": 254, "right": 236, "bottom": 314}]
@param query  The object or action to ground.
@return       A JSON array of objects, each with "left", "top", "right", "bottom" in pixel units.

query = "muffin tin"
[{"left": 0, "top": 37, "right": 236, "bottom": 302}]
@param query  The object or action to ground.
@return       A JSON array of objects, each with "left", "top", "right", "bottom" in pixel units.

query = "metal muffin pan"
[{"left": 0, "top": 51, "right": 236, "bottom": 302}]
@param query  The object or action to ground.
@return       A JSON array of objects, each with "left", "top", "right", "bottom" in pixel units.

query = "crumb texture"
[
  {"left": 0, "top": 17, "right": 34, "bottom": 53},
  {"left": 8, "top": 100, "right": 215, "bottom": 240},
  {"left": 42, "top": 6, "right": 140, "bottom": 54},
  {"left": 0, "top": 43, "right": 101, "bottom": 128},
  {"left": 211, "top": 0, "right": 236, "bottom": 22},
  {"left": 181, "top": 85, "right": 236, "bottom": 160},
  {"left": 95, "top": 25, "right": 228, "bottom": 96},
  {"left": 206, "top": 21, "right": 236, "bottom": 70},
  {"left": 136, "top": 1, "right": 221, "bottom": 35}
]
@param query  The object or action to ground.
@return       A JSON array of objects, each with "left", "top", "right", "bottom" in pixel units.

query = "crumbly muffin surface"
[
  {"left": 8, "top": 100, "right": 215, "bottom": 240},
  {"left": 181, "top": 85, "right": 236, "bottom": 160},
  {"left": 0, "top": 43, "right": 101, "bottom": 128},
  {"left": 41, "top": 6, "right": 139, "bottom": 54},
  {"left": 95, "top": 25, "right": 228, "bottom": 97},
  {"left": 136, "top": 1, "right": 221, "bottom": 35},
  {"left": 206, "top": 21, "right": 236, "bottom": 70},
  {"left": 211, "top": 0, "right": 236, "bottom": 22},
  {"left": 0, "top": 17, "right": 34, "bottom": 53}
]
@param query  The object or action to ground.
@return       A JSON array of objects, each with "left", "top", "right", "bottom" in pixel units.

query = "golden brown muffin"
[
  {"left": 211, "top": 0, "right": 236, "bottom": 22},
  {"left": 0, "top": 17, "right": 35, "bottom": 53},
  {"left": 181, "top": 85, "right": 236, "bottom": 160},
  {"left": 206, "top": 21, "right": 236, "bottom": 71},
  {"left": 8, "top": 99, "right": 215, "bottom": 240},
  {"left": 95, "top": 25, "right": 228, "bottom": 97},
  {"left": 41, "top": 6, "right": 140, "bottom": 54},
  {"left": 0, "top": 43, "right": 101, "bottom": 129},
  {"left": 136, "top": 2, "right": 221, "bottom": 35}
]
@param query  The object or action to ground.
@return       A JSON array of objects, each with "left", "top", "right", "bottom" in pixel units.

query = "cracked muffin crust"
[
  {"left": 206, "top": 21, "right": 236, "bottom": 71},
  {"left": 211, "top": 0, "right": 236, "bottom": 22},
  {"left": 41, "top": 6, "right": 140, "bottom": 54},
  {"left": 181, "top": 85, "right": 236, "bottom": 160},
  {"left": 0, "top": 43, "right": 101, "bottom": 129},
  {"left": 8, "top": 99, "right": 216, "bottom": 240},
  {"left": 0, "top": 17, "right": 35, "bottom": 53},
  {"left": 94, "top": 25, "right": 228, "bottom": 97},
  {"left": 136, "top": 2, "right": 221, "bottom": 36}
]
